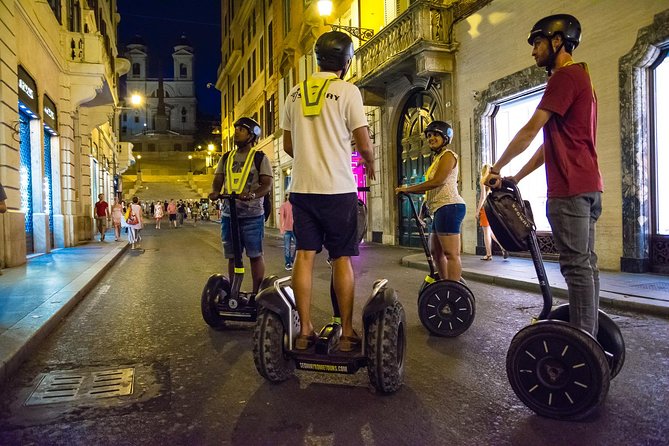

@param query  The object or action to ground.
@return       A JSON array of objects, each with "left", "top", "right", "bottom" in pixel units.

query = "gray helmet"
[
  {"left": 234, "top": 117, "right": 262, "bottom": 143},
  {"left": 424, "top": 120, "right": 453, "bottom": 143},
  {"left": 314, "top": 31, "right": 354, "bottom": 73},
  {"left": 528, "top": 14, "right": 581, "bottom": 51}
]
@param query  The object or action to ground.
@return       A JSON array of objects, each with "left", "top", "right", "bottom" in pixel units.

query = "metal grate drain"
[
  {"left": 632, "top": 282, "right": 669, "bottom": 292},
  {"left": 25, "top": 367, "right": 135, "bottom": 406}
]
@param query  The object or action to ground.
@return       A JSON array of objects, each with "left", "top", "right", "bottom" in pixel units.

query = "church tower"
[
  {"left": 172, "top": 34, "right": 193, "bottom": 80},
  {"left": 125, "top": 35, "right": 148, "bottom": 80}
]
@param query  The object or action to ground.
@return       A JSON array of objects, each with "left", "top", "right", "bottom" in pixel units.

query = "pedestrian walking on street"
[
  {"left": 154, "top": 201, "right": 164, "bottom": 229},
  {"left": 167, "top": 199, "right": 177, "bottom": 228},
  {"left": 210, "top": 116, "right": 273, "bottom": 293},
  {"left": 111, "top": 197, "right": 124, "bottom": 241},
  {"left": 279, "top": 193, "right": 296, "bottom": 270},
  {"left": 125, "top": 196, "right": 144, "bottom": 249},
  {"left": 483, "top": 14, "right": 603, "bottom": 336},
  {"left": 395, "top": 120, "right": 466, "bottom": 282},
  {"left": 281, "top": 31, "right": 375, "bottom": 351},
  {"left": 94, "top": 194, "right": 110, "bottom": 242}
]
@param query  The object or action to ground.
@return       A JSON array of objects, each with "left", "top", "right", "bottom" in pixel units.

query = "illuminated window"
[
  {"left": 493, "top": 91, "right": 550, "bottom": 231},
  {"left": 652, "top": 49, "right": 669, "bottom": 235}
]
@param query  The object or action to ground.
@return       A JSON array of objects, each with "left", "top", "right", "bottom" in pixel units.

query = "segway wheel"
[
  {"left": 418, "top": 281, "right": 475, "bottom": 337},
  {"left": 366, "top": 300, "right": 406, "bottom": 394},
  {"left": 506, "top": 320, "right": 610, "bottom": 420},
  {"left": 547, "top": 304, "right": 626, "bottom": 379},
  {"left": 253, "top": 309, "right": 295, "bottom": 382},
  {"left": 201, "top": 275, "right": 229, "bottom": 329}
]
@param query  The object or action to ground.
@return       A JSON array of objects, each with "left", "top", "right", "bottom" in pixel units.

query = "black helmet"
[
  {"left": 315, "top": 31, "right": 354, "bottom": 73},
  {"left": 234, "top": 117, "right": 262, "bottom": 142},
  {"left": 528, "top": 14, "right": 581, "bottom": 51},
  {"left": 424, "top": 120, "right": 453, "bottom": 143}
]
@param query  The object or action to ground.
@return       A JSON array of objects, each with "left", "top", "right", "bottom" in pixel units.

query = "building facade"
[
  {"left": 121, "top": 35, "right": 197, "bottom": 153},
  {"left": 219, "top": 0, "right": 668, "bottom": 274},
  {"left": 0, "top": 0, "right": 130, "bottom": 268}
]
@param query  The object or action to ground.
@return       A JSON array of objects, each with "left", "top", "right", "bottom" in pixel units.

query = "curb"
[
  {"left": 0, "top": 244, "right": 130, "bottom": 385},
  {"left": 401, "top": 257, "right": 669, "bottom": 317}
]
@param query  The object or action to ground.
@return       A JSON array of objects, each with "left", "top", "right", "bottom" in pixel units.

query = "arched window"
[
  {"left": 180, "top": 63, "right": 187, "bottom": 78},
  {"left": 132, "top": 63, "right": 140, "bottom": 76}
]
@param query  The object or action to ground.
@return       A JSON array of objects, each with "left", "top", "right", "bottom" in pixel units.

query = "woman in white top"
[
  {"left": 126, "top": 196, "right": 144, "bottom": 249},
  {"left": 395, "top": 121, "right": 466, "bottom": 281}
]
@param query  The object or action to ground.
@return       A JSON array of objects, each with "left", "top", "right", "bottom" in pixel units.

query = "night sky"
[{"left": 117, "top": 0, "right": 221, "bottom": 117}]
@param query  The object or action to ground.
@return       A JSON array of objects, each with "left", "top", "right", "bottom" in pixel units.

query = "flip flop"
[
  {"left": 480, "top": 255, "right": 492, "bottom": 261},
  {"left": 295, "top": 332, "right": 318, "bottom": 350}
]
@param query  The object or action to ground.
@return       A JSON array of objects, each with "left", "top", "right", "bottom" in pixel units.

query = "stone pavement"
[{"left": 1, "top": 227, "right": 668, "bottom": 385}]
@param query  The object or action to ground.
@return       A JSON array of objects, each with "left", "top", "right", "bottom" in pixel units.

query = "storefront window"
[{"left": 653, "top": 50, "right": 669, "bottom": 235}]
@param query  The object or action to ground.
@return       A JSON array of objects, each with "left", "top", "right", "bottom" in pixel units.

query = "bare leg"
[
  {"left": 331, "top": 256, "right": 355, "bottom": 338},
  {"left": 249, "top": 256, "right": 265, "bottom": 293},
  {"left": 293, "top": 250, "right": 316, "bottom": 336},
  {"left": 482, "top": 226, "right": 493, "bottom": 257},
  {"left": 431, "top": 233, "right": 462, "bottom": 281}
]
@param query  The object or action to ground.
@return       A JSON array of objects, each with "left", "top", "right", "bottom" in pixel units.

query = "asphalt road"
[{"left": 0, "top": 221, "right": 667, "bottom": 445}]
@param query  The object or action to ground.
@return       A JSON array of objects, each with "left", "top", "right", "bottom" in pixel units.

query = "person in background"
[
  {"left": 111, "top": 197, "right": 124, "bottom": 241},
  {"left": 0, "top": 181, "right": 7, "bottom": 214},
  {"left": 126, "top": 196, "right": 144, "bottom": 249},
  {"left": 476, "top": 165, "right": 508, "bottom": 261},
  {"left": 154, "top": 200, "right": 164, "bottom": 229},
  {"left": 483, "top": 14, "right": 603, "bottom": 336},
  {"left": 279, "top": 193, "right": 296, "bottom": 270},
  {"left": 167, "top": 199, "right": 177, "bottom": 228},
  {"left": 94, "top": 193, "right": 110, "bottom": 242},
  {"left": 395, "top": 120, "right": 466, "bottom": 282}
]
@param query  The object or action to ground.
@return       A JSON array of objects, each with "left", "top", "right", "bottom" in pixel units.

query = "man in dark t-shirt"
[
  {"left": 484, "top": 14, "right": 603, "bottom": 336},
  {"left": 94, "top": 194, "right": 110, "bottom": 242}
]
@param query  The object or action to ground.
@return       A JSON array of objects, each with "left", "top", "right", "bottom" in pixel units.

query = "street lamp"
[
  {"left": 188, "top": 154, "right": 193, "bottom": 172},
  {"left": 136, "top": 154, "right": 142, "bottom": 172},
  {"left": 317, "top": 0, "right": 374, "bottom": 41}
]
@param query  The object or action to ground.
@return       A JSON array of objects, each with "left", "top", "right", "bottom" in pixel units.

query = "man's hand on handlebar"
[{"left": 208, "top": 191, "right": 219, "bottom": 201}]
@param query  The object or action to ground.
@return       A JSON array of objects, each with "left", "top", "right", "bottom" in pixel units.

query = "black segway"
[
  {"left": 201, "top": 193, "right": 266, "bottom": 328},
  {"left": 399, "top": 192, "right": 475, "bottom": 337},
  {"left": 252, "top": 191, "right": 406, "bottom": 394},
  {"left": 484, "top": 178, "right": 625, "bottom": 420}
]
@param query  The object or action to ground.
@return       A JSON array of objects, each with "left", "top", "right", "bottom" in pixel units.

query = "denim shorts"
[
  {"left": 290, "top": 192, "right": 359, "bottom": 258},
  {"left": 221, "top": 215, "right": 264, "bottom": 259},
  {"left": 432, "top": 203, "right": 466, "bottom": 235}
]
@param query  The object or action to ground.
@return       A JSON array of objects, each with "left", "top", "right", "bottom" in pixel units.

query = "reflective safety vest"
[
  {"left": 299, "top": 73, "right": 339, "bottom": 116},
  {"left": 224, "top": 148, "right": 258, "bottom": 194}
]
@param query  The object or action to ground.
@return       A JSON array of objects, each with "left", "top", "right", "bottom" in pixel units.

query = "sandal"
[
  {"left": 502, "top": 250, "right": 509, "bottom": 259},
  {"left": 295, "top": 332, "right": 318, "bottom": 350},
  {"left": 339, "top": 332, "right": 361, "bottom": 352},
  {"left": 480, "top": 255, "right": 492, "bottom": 261}
]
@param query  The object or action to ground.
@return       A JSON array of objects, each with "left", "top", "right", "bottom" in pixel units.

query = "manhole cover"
[
  {"left": 632, "top": 282, "right": 669, "bottom": 292},
  {"left": 25, "top": 367, "right": 135, "bottom": 406}
]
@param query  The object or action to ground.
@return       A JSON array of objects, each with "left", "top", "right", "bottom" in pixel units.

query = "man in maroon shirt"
[
  {"left": 94, "top": 193, "right": 110, "bottom": 242},
  {"left": 484, "top": 14, "right": 603, "bottom": 336}
]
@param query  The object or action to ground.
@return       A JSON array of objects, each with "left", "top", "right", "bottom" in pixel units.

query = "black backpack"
[
  {"left": 221, "top": 150, "right": 272, "bottom": 222},
  {"left": 483, "top": 183, "right": 535, "bottom": 252}
]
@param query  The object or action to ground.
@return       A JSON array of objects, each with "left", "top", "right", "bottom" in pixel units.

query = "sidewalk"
[
  {"left": 402, "top": 252, "right": 669, "bottom": 316},
  {"left": 0, "top": 239, "right": 127, "bottom": 383}
]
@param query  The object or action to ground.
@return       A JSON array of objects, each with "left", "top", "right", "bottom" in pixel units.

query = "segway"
[
  {"left": 252, "top": 190, "right": 406, "bottom": 394},
  {"left": 484, "top": 178, "right": 625, "bottom": 420},
  {"left": 201, "top": 193, "right": 265, "bottom": 328},
  {"left": 399, "top": 192, "right": 475, "bottom": 337}
]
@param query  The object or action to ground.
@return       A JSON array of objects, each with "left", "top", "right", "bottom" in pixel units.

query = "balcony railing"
[
  {"left": 61, "top": 30, "right": 108, "bottom": 65},
  {"left": 356, "top": 1, "right": 455, "bottom": 81}
]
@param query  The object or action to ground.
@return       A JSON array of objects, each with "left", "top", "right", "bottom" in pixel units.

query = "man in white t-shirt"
[{"left": 281, "top": 31, "right": 375, "bottom": 352}]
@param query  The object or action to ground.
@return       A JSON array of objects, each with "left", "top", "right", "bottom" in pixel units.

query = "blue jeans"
[
  {"left": 283, "top": 231, "right": 296, "bottom": 265},
  {"left": 221, "top": 215, "right": 265, "bottom": 259},
  {"left": 547, "top": 192, "right": 602, "bottom": 336}
]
